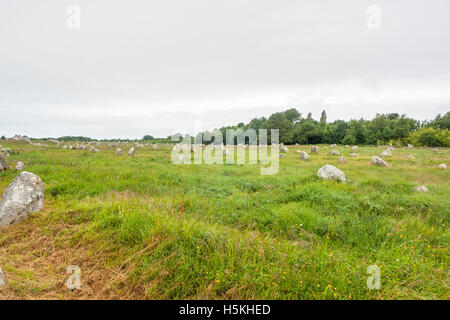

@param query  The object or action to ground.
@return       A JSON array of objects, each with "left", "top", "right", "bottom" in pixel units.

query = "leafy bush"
[{"left": 408, "top": 127, "right": 450, "bottom": 147}]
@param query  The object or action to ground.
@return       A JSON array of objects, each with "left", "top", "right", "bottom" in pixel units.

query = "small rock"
[
  {"left": 408, "top": 144, "right": 413, "bottom": 149},
  {"left": 116, "top": 148, "right": 123, "bottom": 155},
  {"left": 280, "top": 144, "right": 289, "bottom": 153},
  {"left": 318, "top": 164, "right": 346, "bottom": 183},
  {"left": 414, "top": 186, "right": 429, "bottom": 192},
  {"left": 330, "top": 150, "right": 340, "bottom": 156},
  {"left": 438, "top": 164, "right": 447, "bottom": 169},
  {"left": 349, "top": 153, "right": 358, "bottom": 157},
  {"left": 15, "top": 162, "right": 25, "bottom": 171},
  {"left": 310, "top": 146, "right": 319, "bottom": 154},
  {"left": 338, "top": 156, "right": 346, "bottom": 163},
  {"left": 299, "top": 151, "right": 309, "bottom": 160},
  {"left": 371, "top": 156, "right": 389, "bottom": 167},
  {"left": 0, "top": 154, "right": 8, "bottom": 171},
  {"left": 280, "top": 153, "right": 285, "bottom": 158},
  {"left": 0, "top": 267, "right": 6, "bottom": 287},
  {"left": 379, "top": 149, "right": 391, "bottom": 157},
  {"left": 352, "top": 146, "right": 358, "bottom": 151}
]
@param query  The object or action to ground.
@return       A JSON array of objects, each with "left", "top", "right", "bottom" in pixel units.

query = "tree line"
[{"left": 199, "top": 109, "right": 449, "bottom": 147}]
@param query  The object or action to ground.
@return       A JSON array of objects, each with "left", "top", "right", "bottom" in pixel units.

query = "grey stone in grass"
[
  {"left": 349, "top": 153, "right": 358, "bottom": 157},
  {"left": 371, "top": 156, "right": 389, "bottom": 167},
  {"left": 299, "top": 151, "right": 309, "bottom": 160},
  {"left": 379, "top": 149, "right": 391, "bottom": 157},
  {"left": 310, "top": 146, "right": 319, "bottom": 154},
  {"left": 414, "top": 186, "right": 429, "bottom": 192},
  {"left": 15, "top": 162, "right": 25, "bottom": 171},
  {"left": 352, "top": 146, "right": 358, "bottom": 151},
  {"left": 0, "top": 267, "right": 6, "bottom": 287},
  {"left": 438, "top": 164, "right": 447, "bottom": 169},
  {"left": 116, "top": 148, "right": 123, "bottom": 155},
  {"left": 330, "top": 150, "right": 340, "bottom": 156},
  {"left": 318, "top": 164, "right": 346, "bottom": 183},
  {"left": 338, "top": 156, "right": 346, "bottom": 163},
  {"left": 280, "top": 144, "right": 289, "bottom": 153},
  {"left": 128, "top": 147, "right": 135, "bottom": 156},
  {"left": 0, "top": 154, "right": 8, "bottom": 171},
  {"left": 0, "top": 171, "right": 44, "bottom": 228}
]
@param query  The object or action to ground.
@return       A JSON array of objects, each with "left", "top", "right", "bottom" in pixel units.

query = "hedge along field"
[{"left": 0, "top": 141, "right": 448, "bottom": 299}]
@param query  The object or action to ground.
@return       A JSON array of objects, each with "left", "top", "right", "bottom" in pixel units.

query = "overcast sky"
[{"left": 1, "top": 0, "right": 449, "bottom": 139}]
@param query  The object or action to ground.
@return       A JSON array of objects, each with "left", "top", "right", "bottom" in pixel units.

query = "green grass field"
[{"left": 0, "top": 141, "right": 448, "bottom": 299}]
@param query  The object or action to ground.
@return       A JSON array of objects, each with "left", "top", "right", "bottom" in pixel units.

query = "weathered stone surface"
[
  {"left": 280, "top": 144, "right": 289, "bottom": 153},
  {"left": 152, "top": 144, "right": 158, "bottom": 150},
  {"left": 0, "top": 171, "right": 44, "bottom": 228},
  {"left": 330, "top": 150, "right": 340, "bottom": 156},
  {"left": 352, "top": 146, "right": 358, "bottom": 151},
  {"left": 299, "top": 151, "right": 309, "bottom": 160},
  {"left": 371, "top": 156, "right": 389, "bottom": 167},
  {"left": 128, "top": 147, "right": 135, "bottom": 156},
  {"left": 15, "top": 162, "right": 25, "bottom": 171},
  {"left": 379, "top": 149, "right": 391, "bottom": 157},
  {"left": 338, "top": 156, "right": 346, "bottom": 163},
  {"left": 349, "top": 153, "right": 358, "bottom": 157},
  {"left": 414, "top": 186, "right": 429, "bottom": 192},
  {"left": 310, "top": 146, "right": 319, "bottom": 154},
  {"left": 0, "top": 267, "right": 5, "bottom": 287},
  {"left": 318, "top": 164, "right": 346, "bottom": 183},
  {"left": 330, "top": 144, "right": 337, "bottom": 148},
  {"left": 0, "top": 154, "right": 8, "bottom": 171},
  {"left": 438, "top": 164, "right": 447, "bottom": 169},
  {"left": 116, "top": 148, "right": 123, "bottom": 155}
]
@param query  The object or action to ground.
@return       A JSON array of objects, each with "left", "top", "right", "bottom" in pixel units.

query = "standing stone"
[
  {"left": 0, "top": 267, "right": 5, "bottom": 287},
  {"left": 280, "top": 144, "right": 289, "bottom": 153},
  {"left": 408, "top": 144, "right": 413, "bottom": 149},
  {"left": 379, "top": 149, "right": 391, "bottom": 157},
  {"left": 280, "top": 153, "right": 285, "bottom": 158},
  {"left": 438, "top": 164, "right": 447, "bottom": 169},
  {"left": 330, "top": 150, "right": 340, "bottom": 156},
  {"left": 128, "top": 147, "right": 135, "bottom": 156},
  {"left": 349, "top": 153, "right": 358, "bottom": 157},
  {"left": 371, "top": 156, "right": 389, "bottom": 167},
  {"left": 0, "top": 172, "right": 44, "bottom": 228},
  {"left": 116, "top": 148, "right": 123, "bottom": 155},
  {"left": 338, "top": 156, "right": 346, "bottom": 163},
  {"left": 0, "top": 154, "right": 8, "bottom": 171},
  {"left": 15, "top": 162, "right": 25, "bottom": 171},
  {"left": 318, "top": 164, "right": 346, "bottom": 183},
  {"left": 299, "top": 151, "right": 309, "bottom": 160},
  {"left": 310, "top": 146, "right": 319, "bottom": 154},
  {"left": 352, "top": 146, "right": 358, "bottom": 151},
  {"left": 152, "top": 144, "right": 158, "bottom": 150}
]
